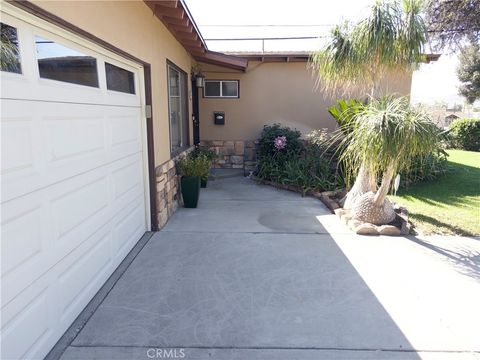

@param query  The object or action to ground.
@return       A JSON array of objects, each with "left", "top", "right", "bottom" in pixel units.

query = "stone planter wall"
[{"left": 199, "top": 140, "right": 258, "bottom": 172}]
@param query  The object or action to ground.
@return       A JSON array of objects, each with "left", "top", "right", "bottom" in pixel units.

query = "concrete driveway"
[{"left": 55, "top": 176, "right": 480, "bottom": 360}]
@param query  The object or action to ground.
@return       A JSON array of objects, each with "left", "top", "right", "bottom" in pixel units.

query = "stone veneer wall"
[
  {"left": 155, "top": 158, "right": 178, "bottom": 229},
  {"left": 155, "top": 148, "right": 193, "bottom": 229},
  {"left": 199, "top": 140, "right": 258, "bottom": 172}
]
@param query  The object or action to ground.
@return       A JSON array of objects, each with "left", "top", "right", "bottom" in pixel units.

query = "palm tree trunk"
[
  {"left": 374, "top": 163, "right": 396, "bottom": 206},
  {"left": 343, "top": 164, "right": 376, "bottom": 209}
]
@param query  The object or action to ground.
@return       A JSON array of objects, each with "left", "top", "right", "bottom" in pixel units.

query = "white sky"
[{"left": 184, "top": 0, "right": 465, "bottom": 106}]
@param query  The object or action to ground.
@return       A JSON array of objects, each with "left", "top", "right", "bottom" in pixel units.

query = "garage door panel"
[
  {"left": 1, "top": 287, "right": 51, "bottom": 360},
  {"left": 45, "top": 116, "right": 106, "bottom": 162},
  {"left": 113, "top": 199, "right": 146, "bottom": 254},
  {"left": 1, "top": 266, "right": 54, "bottom": 360},
  {"left": 58, "top": 228, "right": 111, "bottom": 322},
  {"left": 1, "top": 205, "right": 44, "bottom": 278},
  {"left": 52, "top": 177, "right": 109, "bottom": 239},
  {"left": 1, "top": 116, "right": 36, "bottom": 176},
  {"left": 112, "top": 158, "right": 144, "bottom": 202},
  {"left": 110, "top": 113, "right": 143, "bottom": 157}
]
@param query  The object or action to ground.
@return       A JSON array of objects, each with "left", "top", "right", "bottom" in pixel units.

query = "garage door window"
[
  {"left": 105, "top": 62, "right": 135, "bottom": 94},
  {"left": 35, "top": 36, "right": 99, "bottom": 87},
  {"left": 1, "top": 23, "right": 22, "bottom": 74}
]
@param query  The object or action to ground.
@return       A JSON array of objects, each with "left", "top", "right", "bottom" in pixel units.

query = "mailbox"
[{"left": 213, "top": 111, "right": 225, "bottom": 125}]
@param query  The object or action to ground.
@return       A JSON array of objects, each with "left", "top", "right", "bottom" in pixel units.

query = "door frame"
[
  {"left": 191, "top": 77, "right": 200, "bottom": 145},
  {"left": 7, "top": 0, "right": 159, "bottom": 230}
]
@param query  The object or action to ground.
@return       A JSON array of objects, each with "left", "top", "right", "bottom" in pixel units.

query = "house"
[{"left": 0, "top": 1, "right": 418, "bottom": 359}]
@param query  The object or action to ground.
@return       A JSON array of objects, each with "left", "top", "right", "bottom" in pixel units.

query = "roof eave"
[{"left": 145, "top": 0, "right": 247, "bottom": 71}]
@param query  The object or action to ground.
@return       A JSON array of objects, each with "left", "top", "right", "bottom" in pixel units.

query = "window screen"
[
  {"left": 105, "top": 62, "right": 135, "bottom": 94},
  {"left": 35, "top": 36, "right": 98, "bottom": 87},
  {"left": 1, "top": 23, "right": 22, "bottom": 74}
]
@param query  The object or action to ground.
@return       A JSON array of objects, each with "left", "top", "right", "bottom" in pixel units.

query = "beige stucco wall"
[
  {"left": 198, "top": 61, "right": 413, "bottom": 140},
  {"left": 32, "top": 0, "right": 194, "bottom": 166}
]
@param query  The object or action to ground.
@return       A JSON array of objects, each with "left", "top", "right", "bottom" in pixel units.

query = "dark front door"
[{"left": 192, "top": 78, "right": 200, "bottom": 145}]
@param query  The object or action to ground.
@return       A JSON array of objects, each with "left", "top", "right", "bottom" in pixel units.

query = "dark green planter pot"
[
  {"left": 201, "top": 178, "right": 208, "bottom": 188},
  {"left": 181, "top": 176, "right": 200, "bottom": 208}
]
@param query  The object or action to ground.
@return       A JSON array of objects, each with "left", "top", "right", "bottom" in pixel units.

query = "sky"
[{"left": 184, "top": 0, "right": 465, "bottom": 106}]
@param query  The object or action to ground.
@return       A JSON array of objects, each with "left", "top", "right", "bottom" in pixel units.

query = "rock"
[
  {"left": 341, "top": 213, "right": 353, "bottom": 225},
  {"left": 400, "top": 221, "right": 412, "bottom": 235},
  {"left": 355, "top": 223, "right": 379, "bottom": 235},
  {"left": 348, "top": 219, "right": 363, "bottom": 231},
  {"left": 328, "top": 200, "right": 340, "bottom": 210},
  {"left": 334, "top": 208, "right": 347, "bottom": 218},
  {"left": 234, "top": 141, "right": 244, "bottom": 155},
  {"left": 230, "top": 155, "right": 243, "bottom": 165},
  {"left": 378, "top": 225, "right": 401, "bottom": 236}
]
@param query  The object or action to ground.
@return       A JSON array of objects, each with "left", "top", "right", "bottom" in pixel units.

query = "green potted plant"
[
  {"left": 176, "top": 155, "right": 204, "bottom": 208},
  {"left": 190, "top": 146, "right": 217, "bottom": 188}
]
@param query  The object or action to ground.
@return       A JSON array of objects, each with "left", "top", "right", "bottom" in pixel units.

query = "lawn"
[{"left": 391, "top": 149, "right": 480, "bottom": 236}]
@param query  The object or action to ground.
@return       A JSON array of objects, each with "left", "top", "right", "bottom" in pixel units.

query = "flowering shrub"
[
  {"left": 258, "top": 123, "right": 302, "bottom": 157},
  {"left": 273, "top": 136, "right": 287, "bottom": 150},
  {"left": 256, "top": 125, "right": 343, "bottom": 194}
]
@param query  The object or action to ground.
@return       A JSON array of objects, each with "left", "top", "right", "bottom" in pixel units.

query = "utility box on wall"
[{"left": 213, "top": 111, "right": 225, "bottom": 125}]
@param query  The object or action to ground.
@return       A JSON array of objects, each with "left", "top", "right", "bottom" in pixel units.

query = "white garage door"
[{"left": 1, "top": 7, "right": 150, "bottom": 360}]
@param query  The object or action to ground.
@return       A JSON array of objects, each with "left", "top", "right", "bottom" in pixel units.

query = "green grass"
[{"left": 391, "top": 150, "right": 480, "bottom": 236}]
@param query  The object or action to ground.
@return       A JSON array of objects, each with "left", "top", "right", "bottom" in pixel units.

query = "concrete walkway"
[{"left": 58, "top": 176, "right": 480, "bottom": 360}]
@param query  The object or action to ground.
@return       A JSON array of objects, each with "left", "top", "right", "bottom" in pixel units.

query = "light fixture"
[{"left": 195, "top": 72, "right": 205, "bottom": 88}]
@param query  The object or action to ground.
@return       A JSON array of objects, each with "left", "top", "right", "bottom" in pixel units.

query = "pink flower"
[{"left": 274, "top": 136, "right": 287, "bottom": 150}]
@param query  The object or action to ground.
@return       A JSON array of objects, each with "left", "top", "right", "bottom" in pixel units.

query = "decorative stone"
[
  {"left": 211, "top": 140, "right": 224, "bottom": 146},
  {"left": 348, "top": 219, "right": 363, "bottom": 231},
  {"left": 328, "top": 200, "right": 340, "bottom": 210},
  {"left": 341, "top": 213, "right": 353, "bottom": 225},
  {"left": 400, "top": 221, "right": 411, "bottom": 235},
  {"left": 334, "top": 208, "right": 346, "bottom": 218},
  {"left": 231, "top": 155, "right": 243, "bottom": 165},
  {"left": 355, "top": 223, "right": 379, "bottom": 235},
  {"left": 378, "top": 225, "right": 401, "bottom": 236},
  {"left": 224, "top": 141, "right": 234, "bottom": 147},
  {"left": 234, "top": 141, "right": 244, "bottom": 155},
  {"left": 244, "top": 140, "right": 255, "bottom": 148}
]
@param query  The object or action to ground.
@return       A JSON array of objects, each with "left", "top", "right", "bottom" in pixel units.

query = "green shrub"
[
  {"left": 258, "top": 123, "right": 302, "bottom": 157},
  {"left": 449, "top": 118, "right": 480, "bottom": 151},
  {"left": 327, "top": 99, "right": 364, "bottom": 134},
  {"left": 176, "top": 155, "right": 207, "bottom": 178},
  {"left": 190, "top": 145, "right": 217, "bottom": 162},
  {"left": 256, "top": 126, "right": 343, "bottom": 194}
]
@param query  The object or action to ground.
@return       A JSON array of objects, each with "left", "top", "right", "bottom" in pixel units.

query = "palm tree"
[
  {"left": 310, "top": 0, "right": 430, "bottom": 223},
  {"left": 337, "top": 96, "right": 442, "bottom": 224}
]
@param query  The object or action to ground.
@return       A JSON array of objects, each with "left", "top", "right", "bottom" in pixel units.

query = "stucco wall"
[
  {"left": 198, "top": 61, "right": 413, "bottom": 141},
  {"left": 32, "top": 0, "right": 194, "bottom": 166}
]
